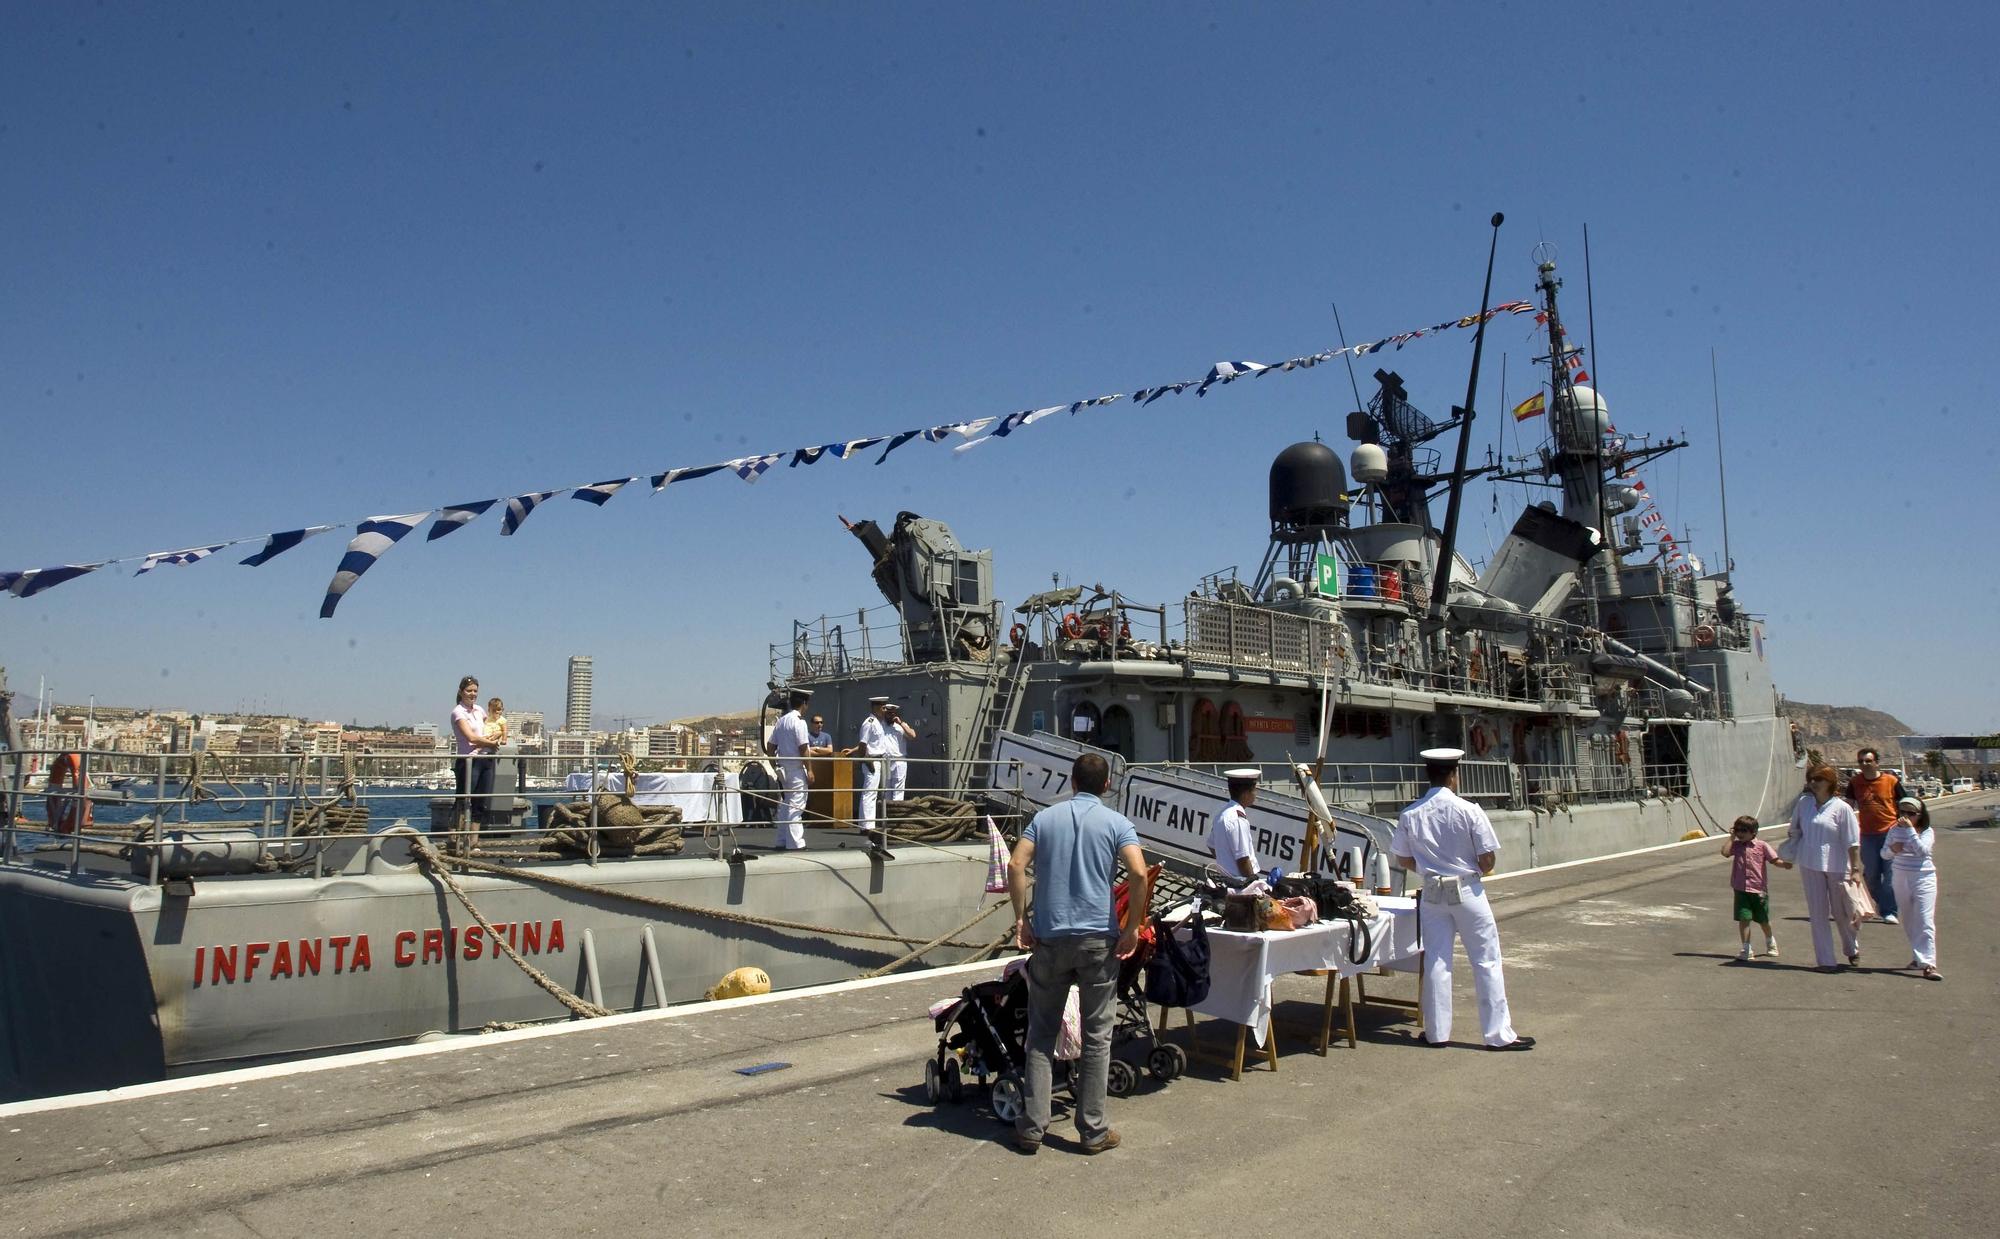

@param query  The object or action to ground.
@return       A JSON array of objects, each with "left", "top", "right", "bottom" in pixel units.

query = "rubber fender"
[{"left": 706, "top": 966, "right": 772, "bottom": 1001}]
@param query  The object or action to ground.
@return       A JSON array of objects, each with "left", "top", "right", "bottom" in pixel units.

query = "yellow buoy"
[
  {"left": 706, "top": 966, "right": 772, "bottom": 1001},
  {"left": 1680, "top": 829, "right": 1707, "bottom": 841}
]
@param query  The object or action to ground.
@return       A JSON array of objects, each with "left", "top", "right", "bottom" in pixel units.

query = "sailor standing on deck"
[
  {"left": 881, "top": 701, "right": 916, "bottom": 804},
  {"left": 1390, "top": 748, "right": 1534, "bottom": 1051},
  {"left": 769, "top": 689, "right": 815, "bottom": 850},
  {"left": 1208, "top": 768, "right": 1264, "bottom": 883},
  {"left": 855, "top": 697, "right": 893, "bottom": 831}
]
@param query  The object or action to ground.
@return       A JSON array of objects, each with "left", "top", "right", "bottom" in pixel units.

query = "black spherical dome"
[{"left": 1269, "top": 440, "right": 1349, "bottom": 527}]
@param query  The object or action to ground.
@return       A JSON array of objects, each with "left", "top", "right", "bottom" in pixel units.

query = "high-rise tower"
[{"left": 565, "top": 655, "right": 593, "bottom": 734}]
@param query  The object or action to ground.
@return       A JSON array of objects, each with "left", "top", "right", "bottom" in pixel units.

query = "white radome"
[
  {"left": 1350, "top": 442, "right": 1389, "bottom": 484},
  {"left": 1560, "top": 384, "right": 1610, "bottom": 437}
]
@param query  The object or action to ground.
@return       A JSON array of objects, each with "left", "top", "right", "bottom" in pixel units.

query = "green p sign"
[{"left": 1314, "top": 553, "right": 1340, "bottom": 597}]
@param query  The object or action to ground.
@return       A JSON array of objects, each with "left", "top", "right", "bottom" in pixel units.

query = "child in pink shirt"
[{"left": 1722, "top": 815, "right": 1792, "bottom": 960}]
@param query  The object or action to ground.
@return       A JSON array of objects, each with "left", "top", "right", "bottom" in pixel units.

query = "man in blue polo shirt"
[{"left": 1006, "top": 753, "right": 1148, "bottom": 1155}]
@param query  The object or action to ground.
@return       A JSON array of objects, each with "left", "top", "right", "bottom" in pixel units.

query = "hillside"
[
  {"left": 667, "top": 708, "right": 763, "bottom": 735},
  {"left": 1782, "top": 700, "right": 1916, "bottom": 766}
]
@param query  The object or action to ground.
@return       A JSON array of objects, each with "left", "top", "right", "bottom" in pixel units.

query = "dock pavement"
[{"left": 4, "top": 792, "right": 1995, "bottom": 1238}]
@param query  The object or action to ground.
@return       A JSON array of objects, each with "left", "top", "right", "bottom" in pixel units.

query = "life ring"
[
  {"left": 1614, "top": 730, "right": 1631, "bottom": 766},
  {"left": 1061, "top": 613, "right": 1084, "bottom": 640},
  {"left": 1693, "top": 623, "right": 1716, "bottom": 648},
  {"left": 1009, "top": 622, "right": 1027, "bottom": 647},
  {"left": 45, "top": 752, "right": 93, "bottom": 836},
  {"left": 1468, "top": 724, "right": 1492, "bottom": 758}
]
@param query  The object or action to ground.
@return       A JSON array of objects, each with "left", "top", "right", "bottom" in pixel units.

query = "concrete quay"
[{"left": 4, "top": 793, "right": 1995, "bottom": 1238}]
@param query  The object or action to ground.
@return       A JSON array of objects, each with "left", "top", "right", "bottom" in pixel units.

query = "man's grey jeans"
[{"left": 1019, "top": 934, "right": 1120, "bottom": 1145}]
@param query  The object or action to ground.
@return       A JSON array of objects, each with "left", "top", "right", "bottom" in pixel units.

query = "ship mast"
[{"left": 1532, "top": 248, "right": 1617, "bottom": 617}]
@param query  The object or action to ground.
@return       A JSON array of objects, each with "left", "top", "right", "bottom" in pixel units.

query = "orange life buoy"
[
  {"left": 1468, "top": 724, "right": 1492, "bottom": 757},
  {"left": 1693, "top": 623, "right": 1716, "bottom": 648},
  {"left": 45, "top": 751, "right": 93, "bottom": 835},
  {"left": 1614, "top": 730, "right": 1632, "bottom": 766},
  {"left": 1061, "top": 613, "right": 1084, "bottom": 640},
  {"left": 1009, "top": 622, "right": 1027, "bottom": 647}
]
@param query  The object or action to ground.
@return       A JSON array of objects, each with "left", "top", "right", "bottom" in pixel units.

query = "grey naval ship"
[
  {"left": 789, "top": 248, "right": 1801, "bottom": 889},
  {"left": 0, "top": 248, "right": 1799, "bottom": 1101}
]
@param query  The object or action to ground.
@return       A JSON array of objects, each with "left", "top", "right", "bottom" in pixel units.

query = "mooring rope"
[
  {"left": 389, "top": 827, "right": 612, "bottom": 1020},
  {"left": 388, "top": 827, "right": 1000, "bottom": 950}
]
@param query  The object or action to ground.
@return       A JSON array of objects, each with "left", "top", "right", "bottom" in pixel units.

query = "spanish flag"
[{"left": 1512, "top": 392, "right": 1547, "bottom": 421}]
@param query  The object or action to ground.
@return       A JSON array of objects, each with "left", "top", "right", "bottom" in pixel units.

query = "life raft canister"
[{"left": 45, "top": 752, "right": 94, "bottom": 835}]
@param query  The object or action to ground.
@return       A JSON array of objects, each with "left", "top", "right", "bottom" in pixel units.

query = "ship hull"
[{"left": 0, "top": 842, "right": 992, "bottom": 1101}]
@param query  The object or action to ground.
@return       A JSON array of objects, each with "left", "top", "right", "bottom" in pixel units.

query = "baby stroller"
[{"left": 923, "top": 865, "right": 1187, "bottom": 1124}]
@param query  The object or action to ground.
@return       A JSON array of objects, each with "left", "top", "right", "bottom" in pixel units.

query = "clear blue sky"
[{"left": 3, "top": 3, "right": 1995, "bottom": 733}]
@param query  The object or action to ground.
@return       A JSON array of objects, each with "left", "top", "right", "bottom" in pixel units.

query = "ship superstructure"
[{"left": 781, "top": 251, "right": 1801, "bottom": 875}]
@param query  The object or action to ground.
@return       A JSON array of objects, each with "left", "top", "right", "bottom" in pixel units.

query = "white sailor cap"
[
  {"left": 867, "top": 695, "right": 893, "bottom": 705},
  {"left": 1420, "top": 747, "right": 1466, "bottom": 764},
  {"left": 1896, "top": 795, "right": 1923, "bottom": 811},
  {"left": 1224, "top": 768, "right": 1262, "bottom": 782}
]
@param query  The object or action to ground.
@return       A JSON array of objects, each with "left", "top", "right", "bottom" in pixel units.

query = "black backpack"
[{"left": 1143, "top": 910, "right": 1211, "bottom": 1008}]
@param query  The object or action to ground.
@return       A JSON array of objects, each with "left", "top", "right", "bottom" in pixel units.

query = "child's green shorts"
[{"left": 1733, "top": 890, "right": 1770, "bottom": 923}]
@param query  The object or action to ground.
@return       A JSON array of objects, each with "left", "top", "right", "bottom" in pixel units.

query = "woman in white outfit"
[
  {"left": 1786, "top": 765, "right": 1862, "bottom": 972},
  {"left": 1883, "top": 795, "right": 1940, "bottom": 980}
]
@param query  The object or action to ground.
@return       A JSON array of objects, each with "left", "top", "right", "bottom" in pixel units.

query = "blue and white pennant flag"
[
  {"left": 954, "top": 408, "right": 1058, "bottom": 454},
  {"left": 501, "top": 491, "right": 563, "bottom": 535},
  {"left": 319, "top": 513, "right": 429, "bottom": 619},
  {"left": 1195, "top": 361, "right": 1270, "bottom": 397},
  {"left": 2, "top": 563, "right": 104, "bottom": 599},
  {"left": 571, "top": 478, "right": 635, "bottom": 507},
  {"left": 651, "top": 464, "right": 724, "bottom": 490},
  {"left": 729, "top": 454, "right": 783, "bottom": 483},
  {"left": 426, "top": 501, "right": 498, "bottom": 541},
  {"left": 241, "top": 525, "right": 335, "bottom": 567},
  {"left": 136, "top": 543, "right": 229, "bottom": 575}
]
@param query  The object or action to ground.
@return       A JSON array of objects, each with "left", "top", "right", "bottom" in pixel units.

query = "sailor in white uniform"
[
  {"left": 881, "top": 702, "right": 915, "bottom": 803},
  {"left": 1207, "top": 768, "right": 1264, "bottom": 883},
  {"left": 856, "top": 697, "right": 892, "bottom": 831},
  {"left": 1390, "top": 748, "right": 1534, "bottom": 1051},
  {"left": 768, "top": 689, "right": 815, "bottom": 850}
]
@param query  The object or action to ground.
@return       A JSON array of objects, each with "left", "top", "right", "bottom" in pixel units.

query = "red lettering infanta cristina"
[{"left": 191, "top": 920, "right": 566, "bottom": 986}]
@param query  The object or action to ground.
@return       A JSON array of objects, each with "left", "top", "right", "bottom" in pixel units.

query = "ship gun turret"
[{"left": 839, "top": 512, "right": 997, "bottom": 662}]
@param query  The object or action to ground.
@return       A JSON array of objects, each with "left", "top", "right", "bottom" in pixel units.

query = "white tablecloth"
[
  {"left": 1185, "top": 913, "right": 1394, "bottom": 1044},
  {"left": 1373, "top": 895, "right": 1422, "bottom": 973},
  {"left": 563, "top": 772, "right": 743, "bottom": 824}
]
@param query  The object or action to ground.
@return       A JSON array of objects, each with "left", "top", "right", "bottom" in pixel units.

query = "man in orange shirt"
[{"left": 1846, "top": 748, "right": 1906, "bottom": 924}]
